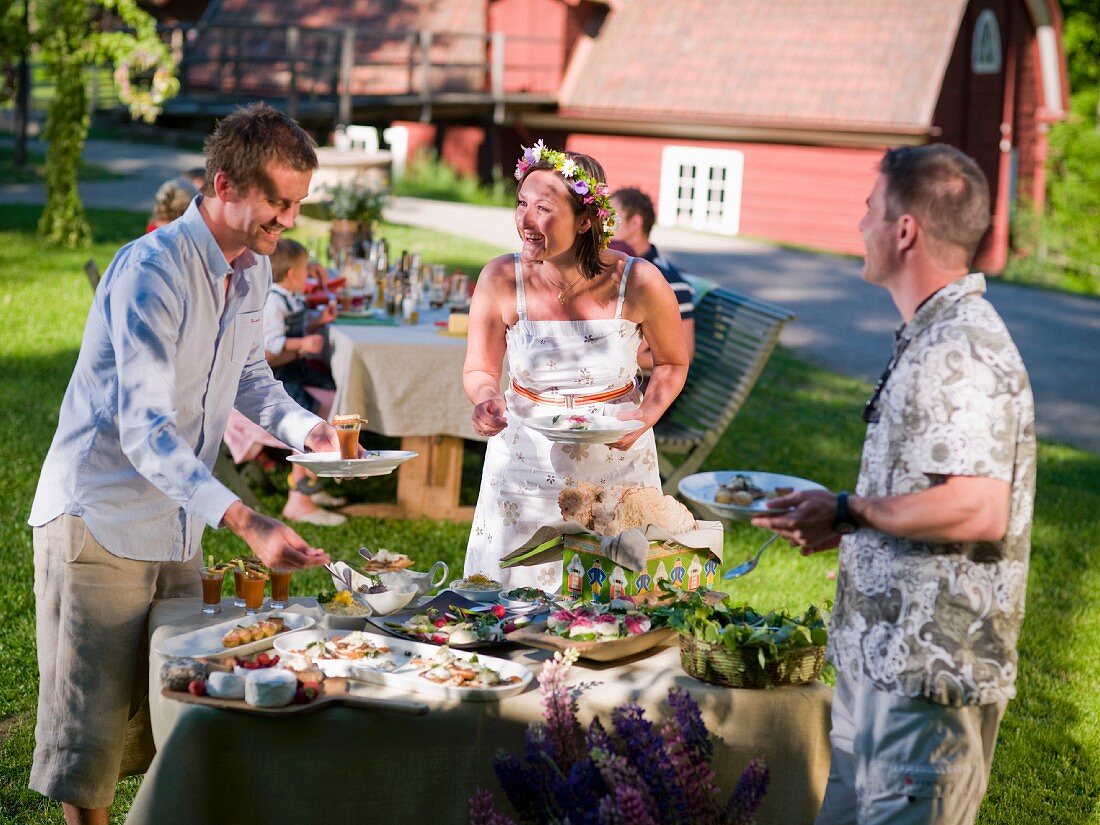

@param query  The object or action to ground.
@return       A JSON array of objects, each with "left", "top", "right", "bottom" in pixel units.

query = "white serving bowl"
[
  {"left": 358, "top": 583, "right": 417, "bottom": 615},
  {"left": 448, "top": 580, "right": 503, "bottom": 603}
]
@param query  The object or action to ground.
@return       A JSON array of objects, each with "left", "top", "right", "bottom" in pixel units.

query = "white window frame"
[
  {"left": 657, "top": 145, "right": 744, "bottom": 235},
  {"left": 972, "top": 9, "right": 1003, "bottom": 75}
]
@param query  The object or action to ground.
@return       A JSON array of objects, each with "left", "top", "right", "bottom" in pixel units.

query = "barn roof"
[{"left": 559, "top": 0, "right": 971, "bottom": 135}]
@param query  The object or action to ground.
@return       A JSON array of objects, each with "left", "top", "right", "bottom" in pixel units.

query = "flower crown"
[{"left": 514, "top": 140, "right": 617, "bottom": 250}]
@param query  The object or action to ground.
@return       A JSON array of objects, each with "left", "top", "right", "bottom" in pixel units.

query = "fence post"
[
  {"left": 339, "top": 27, "right": 354, "bottom": 126},
  {"left": 491, "top": 31, "right": 505, "bottom": 125},
  {"left": 419, "top": 29, "right": 432, "bottom": 123},
  {"left": 287, "top": 26, "right": 300, "bottom": 120}
]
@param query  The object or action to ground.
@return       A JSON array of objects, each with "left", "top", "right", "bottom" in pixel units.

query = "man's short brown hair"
[
  {"left": 269, "top": 238, "right": 308, "bottom": 283},
  {"left": 612, "top": 187, "right": 656, "bottom": 237},
  {"left": 880, "top": 145, "right": 991, "bottom": 260},
  {"left": 203, "top": 102, "right": 317, "bottom": 198}
]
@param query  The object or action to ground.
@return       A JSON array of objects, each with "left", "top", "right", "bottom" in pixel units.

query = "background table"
[
  {"left": 127, "top": 598, "right": 832, "bottom": 825},
  {"left": 328, "top": 309, "right": 483, "bottom": 521}
]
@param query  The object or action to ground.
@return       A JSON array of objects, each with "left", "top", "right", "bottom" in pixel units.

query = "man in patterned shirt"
[{"left": 754, "top": 144, "right": 1035, "bottom": 825}]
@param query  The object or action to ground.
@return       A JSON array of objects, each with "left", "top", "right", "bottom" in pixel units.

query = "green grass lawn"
[{"left": 0, "top": 204, "right": 1098, "bottom": 823}]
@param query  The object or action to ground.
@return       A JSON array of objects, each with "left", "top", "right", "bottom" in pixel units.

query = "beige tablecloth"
[
  {"left": 127, "top": 598, "right": 831, "bottom": 825},
  {"left": 329, "top": 309, "right": 483, "bottom": 440}
]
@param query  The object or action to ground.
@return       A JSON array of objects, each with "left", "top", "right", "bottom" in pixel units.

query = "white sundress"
[{"left": 464, "top": 255, "right": 660, "bottom": 590}]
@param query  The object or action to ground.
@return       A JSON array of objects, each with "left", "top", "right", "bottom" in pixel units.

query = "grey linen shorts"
[
  {"left": 814, "top": 671, "right": 1008, "bottom": 825},
  {"left": 30, "top": 515, "right": 200, "bottom": 809}
]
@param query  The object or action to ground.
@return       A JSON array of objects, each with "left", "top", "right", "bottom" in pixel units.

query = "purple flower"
[
  {"left": 523, "top": 147, "right": 539, "bottom": 164},
  {"left": 725, "top": 758, "right": 771, "bottom": 825},
  {"left": 468, "top": 788, "right": 518, "bottom": 825},
  {"left": 573, "top": 179, "right": 590, "bottom": 196}
]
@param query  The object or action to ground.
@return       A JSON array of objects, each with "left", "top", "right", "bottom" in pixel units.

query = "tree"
[{"left": 35, "top": 0, "right": 179, "bottom": 247}]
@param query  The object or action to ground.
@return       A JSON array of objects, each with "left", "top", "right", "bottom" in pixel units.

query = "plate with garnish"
[{"left": 526, "top": 413, "right": 644, "bottom": 444}]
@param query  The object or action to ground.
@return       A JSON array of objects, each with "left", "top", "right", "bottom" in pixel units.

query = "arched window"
[{"left": 972, "top": 9, "right": 1003, "bottom": 74}]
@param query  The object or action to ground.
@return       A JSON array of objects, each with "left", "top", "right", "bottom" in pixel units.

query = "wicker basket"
[{"left": 678, "top": 633, "right": 826, "bottom": 689}]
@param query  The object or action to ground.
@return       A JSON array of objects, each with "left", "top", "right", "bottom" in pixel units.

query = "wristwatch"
[{"left": 832, "top": 492, "right": 859, "bottom": 535}]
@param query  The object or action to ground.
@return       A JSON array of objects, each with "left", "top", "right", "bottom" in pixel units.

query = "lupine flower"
[
  {"left": 725, "top": 758, "right": 771, "bottom": 825},
  {"left": 470, "top": 640, "right": 768, "bottom": 824}
]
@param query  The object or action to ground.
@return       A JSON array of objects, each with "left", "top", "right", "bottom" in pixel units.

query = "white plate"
[
  {"left": 154, "top": 611, "right": 315, "bottom": 659},
  {"left": 274, "top": 628, "right": 395, "bottom": 677},
  {"left": 678, "top": 471, "right": 827, "bottom": 522},
  {"left": 525, "top": 414, "right": 644, "bottom": 444},
  {"left": 348, "top": 635, "right": 533, "bottom": 702},
  {"left": 287, "top": 450, "right": 418, "bottom": 478},
  {"left": 447, "top": 581, "right": 502, "bottom": 603}
]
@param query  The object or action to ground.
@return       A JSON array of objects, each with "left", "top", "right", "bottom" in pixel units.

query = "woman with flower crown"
[{"left": 462, "top": 142, "right": 689, "bottom": 589}]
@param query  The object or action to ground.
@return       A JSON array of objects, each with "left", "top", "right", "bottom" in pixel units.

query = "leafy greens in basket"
[{"left": 665, "top": 588, "right": 829, "bottom": 669}]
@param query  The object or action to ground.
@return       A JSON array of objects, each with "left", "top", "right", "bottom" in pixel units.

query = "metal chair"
[{"left": 656, "top": 286, "right": 796, "bottom": 495}]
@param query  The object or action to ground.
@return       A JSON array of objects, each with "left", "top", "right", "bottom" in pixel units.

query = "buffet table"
[
  {"left": 328, "top": 309, "right": 482, "bottom": 521},
  {"left": 127, "top": 598, "right": 832, "bottom": 825}
]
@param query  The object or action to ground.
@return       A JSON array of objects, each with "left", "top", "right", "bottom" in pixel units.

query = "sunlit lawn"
[{"left": 0, "top": 204, "right": 1098, "bottom": 823}]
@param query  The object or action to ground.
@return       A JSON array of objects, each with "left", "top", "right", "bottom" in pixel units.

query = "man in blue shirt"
[
  {"left": 28, "top": 103, "right": 339, "bottom": 824},
  {"left": 611, "top": 188, "right": 695, "bottom": 370}
]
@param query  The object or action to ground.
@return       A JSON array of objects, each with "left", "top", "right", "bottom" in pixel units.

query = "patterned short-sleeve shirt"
[{"left": 829, "top": 274, "right": 1036, "bottom": 707}]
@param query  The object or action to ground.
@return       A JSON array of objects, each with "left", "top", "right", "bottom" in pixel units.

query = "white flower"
[
  {"left": 602, "top": 219, "right": 615, "bottom": 234},
  {"left": 560, "top": 158, "right": 577, "bottom": 178},
  {"left": 531, "top": 139, "right": 546, "bottom": 161}
]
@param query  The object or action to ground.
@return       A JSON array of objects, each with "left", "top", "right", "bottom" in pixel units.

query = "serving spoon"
[{"left": 723, "top": 532, "right": 780, "bottom": 579}]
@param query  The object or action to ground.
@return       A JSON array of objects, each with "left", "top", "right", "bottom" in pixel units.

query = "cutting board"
[{"left": 163, "top": 676, "right": 429, "bottom": 716}]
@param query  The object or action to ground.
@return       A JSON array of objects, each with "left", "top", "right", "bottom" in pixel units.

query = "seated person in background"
[
  {"left": 610, "top": 188, "right": 695, "bottom": 371},
  {"left": 264, "top": 238, "right": 345, "bottom": 525},
  {"left": 146, "top": 179, "right": 197, "bottom": 233},
  {"left": 183, "top": 166, "right": 206, "bottom": 193}
]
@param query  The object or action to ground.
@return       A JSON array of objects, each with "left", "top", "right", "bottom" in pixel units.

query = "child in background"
[{"left": 264, "top": 239, "right": 346, "bottom": 525}]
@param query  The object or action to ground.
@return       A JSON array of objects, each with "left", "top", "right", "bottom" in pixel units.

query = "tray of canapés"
[
  {"left": 505, "top": 596, "right": 676, "bottom": 662},
  {"left": 368, "top": 590, "right": 535, "bottom": 650},
  {"left": 159, "top": 651, "right": 430, "bottom": 716},
  {"left": 154, "top": 612, "right": 316, "bottom": 660}
]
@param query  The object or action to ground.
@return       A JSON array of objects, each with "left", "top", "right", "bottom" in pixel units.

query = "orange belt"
[{"left": 511, "top": 379, "right": 636, "bottom": 407}]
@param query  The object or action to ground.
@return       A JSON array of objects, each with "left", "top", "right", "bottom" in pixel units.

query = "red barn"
[{"left": 170, "top": 0, "right": 1069, "bottom": 272}]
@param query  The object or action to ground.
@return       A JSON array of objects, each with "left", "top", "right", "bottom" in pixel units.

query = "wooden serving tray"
[
  {"left": 163, "top": 676, "right": 429, "bottom": 717},
  {"left": 506, "top": 622, "right": 675, "bottom": 663}
]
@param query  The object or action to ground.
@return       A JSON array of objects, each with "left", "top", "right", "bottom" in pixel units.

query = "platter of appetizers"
[
  {"left": 368, "top": 592, "right": 531, "bottom": 649},
  {"left": 274, "top": 628, "right": 393, "bottom": 677},
  {"left": 153, "top": 611, "right": 315, "bottom": 659},
  {"left": 349, "top": 640, "right": 532, "bottom": 702},
  {"left": 505, "top": 598, "right": 674, "bottom": 662}
]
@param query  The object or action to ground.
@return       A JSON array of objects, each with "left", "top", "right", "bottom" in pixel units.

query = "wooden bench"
[
  {"left": 84, "top": 259, "right": 101, "bottom": 292},
  {"left": 655, "top": 286, "right": 795, "bottom": 495}
]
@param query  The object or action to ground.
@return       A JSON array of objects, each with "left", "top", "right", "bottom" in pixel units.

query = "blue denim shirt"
[{"left": 29, "top": 198, "right": 322, "bottom": 561}]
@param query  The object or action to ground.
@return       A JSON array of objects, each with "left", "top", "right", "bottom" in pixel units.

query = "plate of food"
[
  {"left": 350, "top": 641, "right": 531, "bottom": 702},
  {"left": 498, "top": 586, "right": 556, "bottom": 612},
  {"left": 274, "top": 628, "right": 394, "bottom": 677},
  {"left": 525, "top": 413, "right": 644, "bottom": 445},
  {"left": 505, "top": 599, "right": 674, "bottom": 662},
  {"left": 369, "top": 592, "right": 531, "bottom": 649},
  {"left": 154, "top": 611, "right": 315, "bottom": 659},
  {"left": 448, "top": 574, "right": 503, "bottom": 602},
  {"left": 678, "top": 471, "right": 827, "bottom": 522},
  {"left": 286, "top": 450, "right": 418, "bottom": 478}
]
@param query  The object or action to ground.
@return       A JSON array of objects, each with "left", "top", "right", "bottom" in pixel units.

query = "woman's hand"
[
  {"left": 608, "top": 407, "right": 651, "bottom": 451},
  {"left": 472, "top": 396, "right": 508, "bottom": 437}
]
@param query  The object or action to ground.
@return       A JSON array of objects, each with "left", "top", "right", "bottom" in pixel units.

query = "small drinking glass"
[
  {"left": 332, "top": 414, "right": 363, "bottom": 460},
  {"left": 269, "top": 568, "right": 292, "bottom": 610},
  {"left": 232, "top": 567, "right": 247, "bottom": 608},
  {"left": 240, "top": 571, "right": 268, "bottom": 615},
  {"left": 200, "top": 566, "right": 226, "bottom": 615}
]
